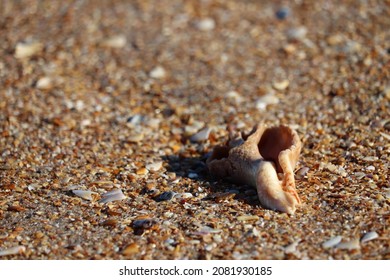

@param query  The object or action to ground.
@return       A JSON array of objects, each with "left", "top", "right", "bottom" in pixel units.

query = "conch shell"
[{"left": 206, "top": 124, "right": 302, "bottom": 214}]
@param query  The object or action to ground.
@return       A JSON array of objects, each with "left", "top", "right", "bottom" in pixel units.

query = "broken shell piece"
[
  {"left": 0, "top": 245, "right": 26, "bottom": 257},
  {"left": 98, "top": 189, "right": 126, "bottom": 203},
  {"left": 206, "top": 123, "right": 302, "bottom": 214},
  {"left": 72, "top": 190, "right": 94, "bottom": 201}
]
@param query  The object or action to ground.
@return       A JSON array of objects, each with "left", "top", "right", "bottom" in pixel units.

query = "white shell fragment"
[
  {"left": 284, "top": 240, "right": 300, "bottom": 254},
  {"left": 72, "top": 190, "right": 94, "bottom": 201},
  {"left": 336, "top": 239, "right": 360, "bottom": 250},
  {"left": 361, "top": 231, "right": 379, "bottom": 243},
  {"left": 273, "top": 80, "right": 289, "bottom": 91},
  {"left": 36, "top": 77, "right": 53, "bottom": 90},
  {"left": 0, "top": 246, "right": 26, "bottom": 257},
  {"left": 146, "top": 161, "right": 163, "bottom": 172},
  {"left": 15, "top": 41, "right": 43, "bottom": 59},
  {"left": 196, "top": 18, "right": 215, "bottom": 31},
  {"left": 190, "top": 127, "right": 212, "bottom": 142},
  {"left": 102, "top": 35, "right": 127, "bottom": 48},
  {"left": 255, "top": 94, "right": 279, "bottom": 110},
  {"left": 149, "top": 66, "right": 166, "bottom": 79},
  {"left": 98, "top": 189, "right": 126, "bottom": 203},
  {"left": 322, "top": 236, "right": 342, "bottom": 249}
]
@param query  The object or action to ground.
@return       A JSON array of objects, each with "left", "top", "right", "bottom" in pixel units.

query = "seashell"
[
  {"left": 146, "top": 161, "right": 163, "bottom": 172},
  {"left": 149, "top": 66, "right": 166, "bottom": 79},
  {"left": 361, "top": 231, "right": 379, "bottom": 243},
  {"left": 15, "top": 41, "right": 43, "bottom": 59},
  {"left": 98, "top": 189, "right": 126, "bottom": 203},
  {"left": 72, "top": 190, "right": 94, "bottom": 201},
  {"left": 336, "top": 239, "right": 360, "bottom": 250},
  {"left": 102, "top": 35, "right": 127, "bottom": 48},
  {"left": 0, "top": 245, "right": 26, "bottom": 257},
  {"left": 206, "top": 123, "right": 302, "bottom": 214},
  {"left": 322, "top": 236, "right": 342, "bottom": 249},
  {"left": 190, "top": 127, "right": 212, "bottom": 143}
]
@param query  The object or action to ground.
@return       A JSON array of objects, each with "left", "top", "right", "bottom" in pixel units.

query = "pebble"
[
  {"left": 366, "top": 165, "right": 375, "bottom": 171},
  {"left": 190, "top": 127, "right": 212, "bottom": 142},
  {"left": 36, "top": 77, "right": 53, "bottom": 90},
  {"left": 102, "top": 35, "right": 127, "bottom": 48},
  {"left": 122, "top": 243, "right": 139, "bottom": 255},
  {"left": 146, "top": 161, "right": 163, "bottom": 172},
  {"left": 273, "top": 80, "right": 289, "bottom": 91},
  {"left": 226, "top": 90, "right": 243, "bottom": 103},
  {"left": 336, "top": 239, "right": 360, "bottom": 250},
  {"left": 188, "top": 172, "right": 198, "bottom": 179},
  {"left": 72, "top": 190, "right": 94, "bottom": 201},
  {"left": 322, "top": 236, "right": 342, "bottom": 248},
  {"left": 127, "top": 133, "right": 144, "bottom": 143},
  {"left": 136, "top": 167, "right": 149, "bottom": 175},
  {"left": 132, "top": 219, "right": 156, "bottom": 230},
  {"left": 196, "top": 18, "right": 215, "bottom": 31},
  {"left": 15, "top": 41, "right": 43, "bottom": 59},
  {"left": 361, "top": 231, "right": 379, "bottom": 243},
  {"left": 255, "top": 94, "right": 279, "bottom": 110},
  {"left": 275, "top": 7, "right": 290, "bottom": 20},
  {"left": 175, "top": 192, "right": 193, "bottom": 199},
  {"left": 237, "top": 215, "right": 259, "bottom": 222},
  {"left": 149, "top": 66, "right": 166, "bottom": 79},
  {"left": 286, "top": 26, "right": 307, "bottom": 40},
  {"left": 98, "top": 189, "right": 126, "bottom": 203},
  {"left": 155, "top": 191, "right": 176, "bottom": 202}
]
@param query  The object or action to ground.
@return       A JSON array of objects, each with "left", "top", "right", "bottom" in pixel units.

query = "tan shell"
[{"left": 206, "top": 124, "right": 302, "bottom": 214}]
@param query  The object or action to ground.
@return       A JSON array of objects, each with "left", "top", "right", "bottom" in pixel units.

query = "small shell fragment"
[
  {"left": 255, "top": 94, "right": 279, "bottom": 110},
  {"left": 273, "top": 80, "right": 289, "bottom": 91},
  {"left": 237, "top": 215, "right": 259, "bottom": 222},
  {"left": 284, "top": 240, "right": 300, "bottom": 254},
  {"left": 149, "top": 66, "right": 166, "bottom": 79},
  {"left": 146, "top": 161, "right": 163, "bottom": 172},
  {"left": 0, "top": 245, "right": 26, "bottom": 257},
  {"left": 72, "top": 190, "right": 94, "bottom": 201},
  {"left": 190, "top": 127, "right": 212, "bottom": 143},
  {"left": 322, "top": 236, "right": 342, "bottom": 248},
  {"left": 336, "top": 239, "right": 360, "bottom": 250},
  {"left": 102, "top": 35, "right": 127, "bottom": 48},
  {"left": 15, "top": 41, "right": 43, "bottom": 59},
  {"left": 361, "top": 231, "right": 379, "bottom": 243},
  {"left": 98, "top": 189, "right": 126, "bottom": 203}
]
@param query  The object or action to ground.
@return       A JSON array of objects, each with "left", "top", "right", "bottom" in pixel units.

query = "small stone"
[
  {"left": 226, "top": 90, "right": 243, "bottom": 103},
  {"left": 361, "top": 231, "right": 379, "bottom": 243},
  {"left": 102, "top": 35, "right": 127, "bottom": 48},
  {"left": 366, "top": 165, "right": 375, "bottom": 171},
  {"left": 122, "top": 243, "right": 139, "bottom": 255},
  {"left": 286, "top": 27, "right": 307, "bottom": 40},
  {"left": 275, "top": 7, "right": 290, "bottom": 20},
  {"left": 155, "top": 191, "right": 176, "bottom": 202},
  {"left": 101, "top": 219, "right": 117, "bottom": 227},
  {"left": 175, "top": 192, "right": 193, "bottom": 199},
  {"left": 273, "top": 80, "right": 289, "bottom": 91},
  {"left": 127, "top": 133, "right": 144, "bottom": 143},
  {"left": 146, "top": 161, "right": 163, "bottom": 172},
  {"left": 136, "top": 167, "right": 149, "bottom": 175},
  {"left": 149, "top": 66, "right": 166, "bottom": 79},
  {"left": 327, "top": 34, "right": 344, "bottom": 45},
  {"left": 188, "top": 172, "right": 198, "bottom": 179},
  {"left": 15, "top": 41, "right": 43, "bottom": 59},
  {"left": 322, "top": 236, "right": 342, "bottom": 249},
  {"left": 36, "top": 77, "right": 53, "bottom": 90},
  {"left": 237, "top": 215, "right": 259, "bottom": 221},
  {"left": 190, "top": 127, "right": 212, "bottom": 143},
  {"left": 8, "top": 205, "right": 25, "bottom": 212},
  {"left": 196, "top": 18, "right": 215, "bottom": 31},
  {"left": 255, "top": 94, "right": 279, "bottom": 110},
  {"left": 214, "top": 192, "right": 236, "bottom": 203}
]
